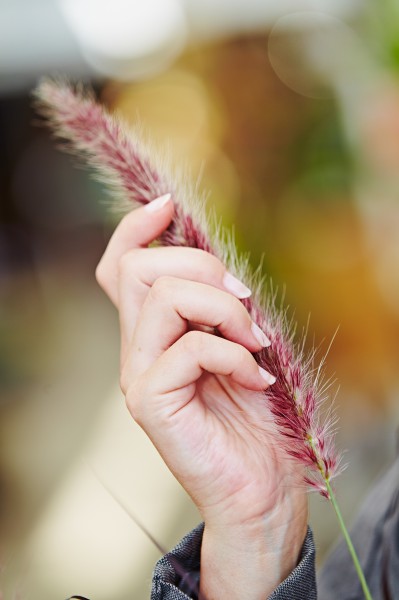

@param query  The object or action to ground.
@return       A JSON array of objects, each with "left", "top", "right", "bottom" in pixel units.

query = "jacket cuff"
[
  {"left": 151, "top": 524, "right": 316, "bottom": 600},
  {"left": 268, "top": 527, "right": 317, "bottom": 600},
  {"left": 151, "top": 523, "right": 204, "bottom": 600}
]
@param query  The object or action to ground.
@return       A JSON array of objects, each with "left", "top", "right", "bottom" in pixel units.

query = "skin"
[{"left": 96, "top": 197, "right": 308, "bottom": 600}]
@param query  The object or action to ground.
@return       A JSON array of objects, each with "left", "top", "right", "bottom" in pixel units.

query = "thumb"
[
  {"left": 115, "top": 193, "right": 174, "bottom": 249},
  {"left": 96, "top": 193, "right": 174, "bottom": 303}
]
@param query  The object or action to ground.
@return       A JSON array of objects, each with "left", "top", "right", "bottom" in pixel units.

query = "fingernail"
[
  {"left": 223, "top": 272, "right": 251, "bottom": 299},
  {"left": 145, "top": 193, "right": 172, "bottom": 212},
  {"left": 251, "top": 322, "right": 271, "bottom": 347},
  {"left": 258, "top": 367, "right": 276, "bottom": 385}
]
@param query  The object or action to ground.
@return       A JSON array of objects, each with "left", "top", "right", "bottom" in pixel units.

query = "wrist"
[{"left": 200, "top": 494, "right": 308, "bottom": 600}]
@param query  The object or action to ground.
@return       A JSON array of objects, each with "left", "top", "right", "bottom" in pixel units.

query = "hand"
[{"left": 96, "top": 196, "right": 308, "bottom": 600}]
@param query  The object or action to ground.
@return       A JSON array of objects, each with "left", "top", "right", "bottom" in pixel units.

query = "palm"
[{"left": 156, "top": 372, "right": 297, "bottom": 526}]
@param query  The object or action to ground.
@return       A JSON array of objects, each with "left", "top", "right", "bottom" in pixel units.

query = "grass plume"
[{"left": 33, "top": 78, "right": 342, "bottom": 498}]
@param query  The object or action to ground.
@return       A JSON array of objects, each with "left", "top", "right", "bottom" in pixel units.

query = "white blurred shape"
[
  {"left": 184, "top": 0, "right": 362, "bottom": 40},
  {"left": 268, "top": 12, "right": 366, "bottom": 99},
  {"left": 59, "top": 0, "right": 187, "bottom": 79},
  {"left": 0, "top": 0, "right": 85, "bottom": 94},
  {"left": 0, "top": 0, "right": 362, "bottom": 92}
]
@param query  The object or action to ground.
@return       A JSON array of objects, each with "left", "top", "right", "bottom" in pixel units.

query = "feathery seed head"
[{"left": 34, "top": 78, "right": 343, "bottom": 497}]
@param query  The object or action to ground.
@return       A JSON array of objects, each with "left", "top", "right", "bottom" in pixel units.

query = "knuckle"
[
  {"left": 119, "top": 365, "right": 130, "bottom": 396},
  {"left": 120, "top": 371, "right": 144, "bottom": 424},
  {"left": 95, "top": 258, "right": 107, "bottom": 290},
  {"left": 126, "top": 393, "right": 144, "bottom": 426},
  {"left": 181, "top": 330, "right": 205, "bottom": 354},
  {"left": 235, "top": 342, "right": 250, "bottom": 364},
  {"left": 192, "top": 248, "right": 224, "bottom": 272},
  {"left": 149, "top": 275, "right": 175, "bottom": 301},
  {"left": 225, "top": 289, "right": 241, "bottom": 313},
  {"left": 217, "top": 292, "right": 244, "bottom": 327}
]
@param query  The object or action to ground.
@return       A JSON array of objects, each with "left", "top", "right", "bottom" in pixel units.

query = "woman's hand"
[{"left": 96, "top": 195, "right": 308, "bottom": 600}]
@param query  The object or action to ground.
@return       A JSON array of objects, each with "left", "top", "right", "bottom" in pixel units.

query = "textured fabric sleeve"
[
  {"left": 151, "top": 523, "right": 204, "bottom": 600},
  {"left": 151, "top": 524, "right": 317, "bottom": 599},
  {"left": 267, "top": 527, "right": 317, "bottom": 600}
]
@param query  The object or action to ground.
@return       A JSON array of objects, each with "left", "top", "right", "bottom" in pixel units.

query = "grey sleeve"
[
  {"left": 151, "top": 524, "right": 317, "bottom": 600},
  {"left": 318, "top": 454, "right": 399, "bottom": 600}
]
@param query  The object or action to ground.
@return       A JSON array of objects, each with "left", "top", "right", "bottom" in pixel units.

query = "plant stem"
[{"left": 324, "top": 479, "right": 373, "bottom": 600}]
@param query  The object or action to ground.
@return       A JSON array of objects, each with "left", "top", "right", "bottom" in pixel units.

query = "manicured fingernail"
[
  {"left": 258, "top": 367, "right": 276, "bottom": 385},
  {"left": 251, "top": 322, "right": 271, "bottom": 347},
  {"left": 145, "top": 193, "right": 172, "bottom": 212},
  {"left": 223, "top": 272, "right": 251, "bottom": 299}
]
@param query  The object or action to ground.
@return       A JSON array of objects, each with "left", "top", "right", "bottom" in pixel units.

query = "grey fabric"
[
  {"left": 151, "top": 524, "right": 203, "bottom": 600},
  {"left": 318, "top": 453, "right": 399, "bottom": 600},
  {"left": 268, "top": 527, "right": 317, "bottom": 600},
  {"left": 151, "top": 525, "right": 316, "bottom": 599}
]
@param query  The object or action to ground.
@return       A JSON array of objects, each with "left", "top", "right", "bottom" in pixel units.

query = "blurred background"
[{"left": 1, "top": 0, "right": 399, "bottom": 598}]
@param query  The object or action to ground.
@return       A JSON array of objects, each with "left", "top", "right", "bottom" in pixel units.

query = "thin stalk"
[{"left": 324, "top": 479, "right": 373, "bottom": 600}]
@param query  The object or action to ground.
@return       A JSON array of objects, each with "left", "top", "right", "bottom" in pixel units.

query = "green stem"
[{"left": 324, "top": 479, "right": 373, "bottom": 600}]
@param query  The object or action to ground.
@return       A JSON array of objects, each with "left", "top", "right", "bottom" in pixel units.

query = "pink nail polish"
[
  {"left": 258, "top": 367, "right": 276, "bottom": 385},
  {"left": 251, "top": 322, "right": 271, "bottom": 347},
  {"left": 223, "top": 272, "right": 251, "bottom": 299},
  {"left": 145, "top": 193, "right": 172, "bottom": 212}
]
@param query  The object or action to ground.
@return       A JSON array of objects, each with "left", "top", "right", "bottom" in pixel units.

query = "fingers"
[
  {"left": 96, "top": 199, "right": 275, "bottom": 415},
  {"left": 117, "top": 246, "right": 253, "bottom": 361},
  {"left": 95, "top": 198, "right": 257, "bottom": 364},
  {"left": 123, "top": 330, "right": 275, "bottom": 423},
  {"left": 96, "top": 193, "right": 174, "bottom": 305},
  {"left": 124, "top": 276, "right": 271, "bottom": 377},
  {"left": 96, "top": 196, "right": 251, "bottom": 309}
]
